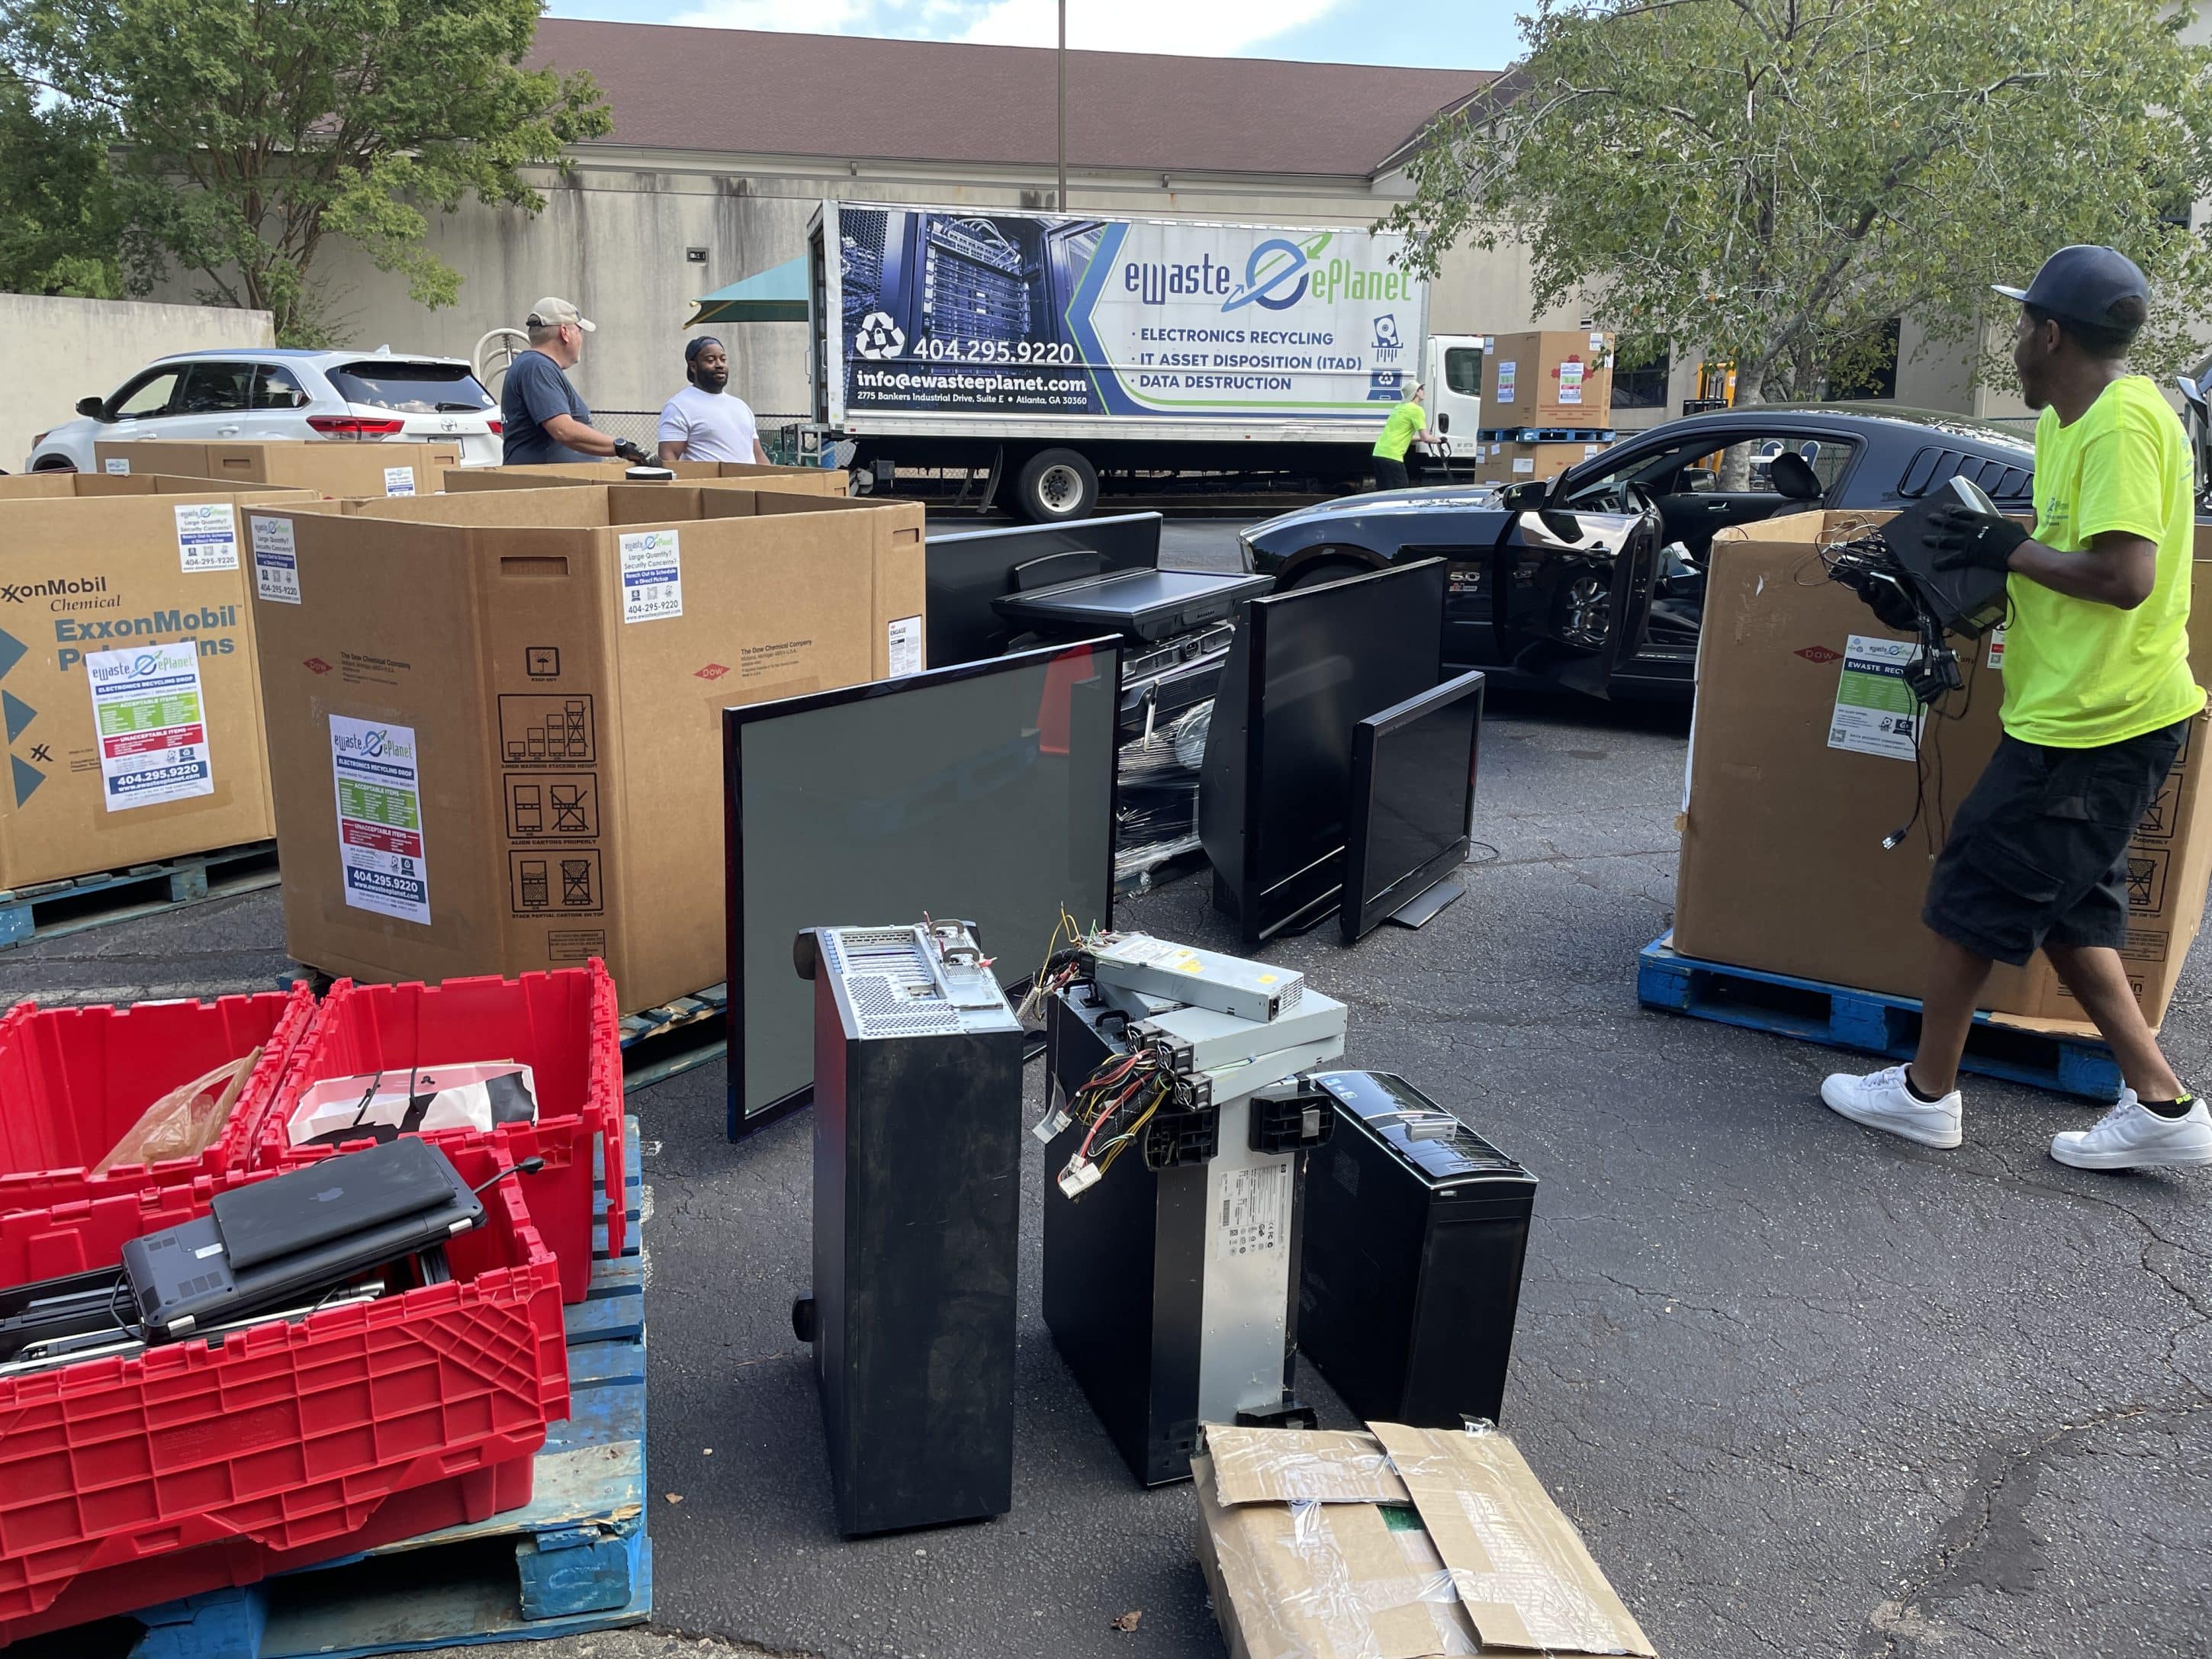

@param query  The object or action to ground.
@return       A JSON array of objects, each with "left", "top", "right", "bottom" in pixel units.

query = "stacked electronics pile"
[
  {"left": 919, "top": 513, "right": 1271, "bottom": 889},
  {"left": 715, "top": 575, "right": 1534, "bottom": 1529},
  {"left": 0, "top": 966, "right": 625, "bottom": 1645}
]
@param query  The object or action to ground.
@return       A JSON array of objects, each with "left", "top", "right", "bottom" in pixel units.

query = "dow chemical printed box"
[{"left": 246, "top": 484, "right": 924, "bottom": 1011}]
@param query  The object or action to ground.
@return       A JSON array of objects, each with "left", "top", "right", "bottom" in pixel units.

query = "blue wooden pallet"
[
  {"left": 0, "top": 840, "right": 278, "bottom": 949},
  {"left": 1638, "top": 934, "right": 2122, "bottom": 1101},
  {"left": 1476, "top": 426, "right": 1617, "bottom": 444},
  {"left": 619, "top": 982, "right": 726, "bottom": 1089},
  {"left": 126, "top": 1119, "right": 650, "bottom": 1659}
]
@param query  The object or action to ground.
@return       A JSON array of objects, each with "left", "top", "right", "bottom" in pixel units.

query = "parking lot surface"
[{"left": 5, "top": 518, "right": 2205, "bottom": 1659}]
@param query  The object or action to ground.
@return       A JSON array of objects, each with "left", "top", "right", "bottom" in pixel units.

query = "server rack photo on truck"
[{"left": 800, "top": 201, "right": 1484, "bottom": 519}]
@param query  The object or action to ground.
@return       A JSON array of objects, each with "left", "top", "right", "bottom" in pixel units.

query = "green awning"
[{"left": 684, "top": 257, "right": 809, "bottom": 325}]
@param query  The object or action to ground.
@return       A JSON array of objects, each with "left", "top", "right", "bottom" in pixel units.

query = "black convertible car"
[{"left": 1239, "top": 404, "right": 2037, "bottom": 697}]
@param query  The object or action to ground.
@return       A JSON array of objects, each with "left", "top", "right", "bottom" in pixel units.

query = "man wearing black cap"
[
  {"left": 1822, "top": 245, "right": 2212, "bottom": 1172},
  {"left": 657, "top": 337, "right": 769, "bottom": 466}
]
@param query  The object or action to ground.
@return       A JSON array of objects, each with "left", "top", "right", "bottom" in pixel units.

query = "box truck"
[{"left": 800, "top": 201, "right": 1484, "bottom": 520}]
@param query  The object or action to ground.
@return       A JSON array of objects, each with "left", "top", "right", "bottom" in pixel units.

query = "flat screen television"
[
  {"left": 1340, "top": 669, "right": 1485, "bottom": 944},
  {"left": 924, "top": 513, "right": 1161, "bottom": 665},
  {"left": 1198, "top": 561, "right": 1446, "bottom": 947},
  {"left": 724, "top": 638, "right": 1120, "bottom": 1137}
]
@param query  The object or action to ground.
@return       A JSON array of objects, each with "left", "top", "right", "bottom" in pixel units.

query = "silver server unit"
[{"left": 1040, "top": 944, "right": 1343, "bottom": 1486}]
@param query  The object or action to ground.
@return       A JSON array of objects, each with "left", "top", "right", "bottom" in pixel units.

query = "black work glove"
[
  {"left": 1862, "top": 578, "right": 1922, "bottom": 634},
  {"left": 1926, "top": 503, "right": 2029, "bottom": 573},
  {"left": 613, "top": 439, "right": 652, "bottom": 466}
]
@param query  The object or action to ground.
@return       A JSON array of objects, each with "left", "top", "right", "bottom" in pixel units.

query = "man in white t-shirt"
[{"left": 657, "top": 336, "right": 769, "bottom": 465}]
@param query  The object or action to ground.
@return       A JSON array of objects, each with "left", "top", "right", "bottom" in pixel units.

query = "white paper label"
[
  {"left": 1985, "top": 623, "right": 2008, "bottom": 670},
  {"left": 330, "top": 715, "right": 430, "bottom": 924},
  {"left": 381, "top": 465, "right": 417, "bottom": 497},
  {"left": 87, "top": 640, "right": 215, "bottom": 811},
  {"left": 1828, "top": 634, "right": 1926, "bottom": 761},
  {"left": 887, "top": 615, "right": 922, "bottom": 677},
  {"left": 1212, "top": 1164, "right": 1289, "bottom": 1262},
  {"left": 104, "top": 456, "right": 131, "bottom": 475},
  {"left": 1589, "top": 331, "right": 1607, "bottom": 353},
  {"left": 1583, "top": 443, "right": 1602, "bottom": 458},
  {"left": 1496, "top": 361, "right": 1516, "bottom": 403},
  {"left": 173, "top": 503, "right": 240, "bottom": 572},
  {"left": 1558, "top": 358, "right": 1586, "bottom": 404},
  {"left": 250, "top": 515, "right": 301, "bottom": 604},
  {"left": 1513, "top": 458, "right": 1535, "bottom": 474},
  {"left": 618, "top": 529, "right": 683, "bottom": 623}
]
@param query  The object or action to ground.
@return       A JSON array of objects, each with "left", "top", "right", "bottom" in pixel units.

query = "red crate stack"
[
  {"left": 0, "top": 1144, "right": 566, "bottom": 1643},
  {"left": 255, "top": 961, "right": 623, "bottom": 1303},
  {"left": 0, "top": 984, "right": 317, "bottom": 1217}
]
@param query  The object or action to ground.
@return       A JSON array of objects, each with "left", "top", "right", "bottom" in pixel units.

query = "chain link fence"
[{"left": 592, "top": 411, "right": 810, "bottom": 465}]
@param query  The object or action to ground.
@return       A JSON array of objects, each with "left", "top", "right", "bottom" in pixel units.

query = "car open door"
[{"left": 1491, "top": 500, "right": 1663, "bottom": 697}]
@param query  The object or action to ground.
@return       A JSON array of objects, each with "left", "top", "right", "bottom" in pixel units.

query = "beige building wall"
[{"left": 0, "top": 293, "right": 275, "bottom": 471}]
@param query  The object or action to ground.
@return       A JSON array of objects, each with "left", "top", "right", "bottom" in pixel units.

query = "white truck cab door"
[{"left": 1424, "top": 336, "right": 1485, "bottom": 461}]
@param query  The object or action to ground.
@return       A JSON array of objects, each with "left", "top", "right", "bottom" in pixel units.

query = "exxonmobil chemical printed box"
[{"left": 0, "top": 484, "right": 307, "bottom": 887}]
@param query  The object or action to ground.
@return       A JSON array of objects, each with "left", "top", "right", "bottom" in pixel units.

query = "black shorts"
[
  {"left": 1922, "top": 719, "right": 2188, "bottom": 966},
  {"left": 1372, "top": 456, "right": 1410, "bottom": 491}
]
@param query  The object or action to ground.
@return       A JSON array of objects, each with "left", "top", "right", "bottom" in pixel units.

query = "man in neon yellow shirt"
[
  {"left": 1370, "top": 381, "right": 1436, "bottom": 492},
  {"left": 1823, "top": 246, "right": 2212, "bottom": 1171}
]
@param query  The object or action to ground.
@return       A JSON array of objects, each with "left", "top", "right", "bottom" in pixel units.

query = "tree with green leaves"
[
  {"left": 3, "top": 0, "right": 610, "bottom": 344},
  {"left": 0, "top": 68, "right": 124, "bottom": 298},
  {"left": 1382, "top": 0, "right": 2212, "bottom": 403}
]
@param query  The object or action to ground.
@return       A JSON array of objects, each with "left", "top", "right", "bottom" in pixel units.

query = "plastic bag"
[{"left": 92, "top": 1047, "right": 261, "bottom": 1175}]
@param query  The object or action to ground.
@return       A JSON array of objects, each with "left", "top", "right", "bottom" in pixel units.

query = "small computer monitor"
[
  {"left": 1341, "top": 670, "right": 1484, "bottom": 944},
  {"left": 725, "top": 638, "right": 1120, "bottom": 1136},
  {"left": 1198, "top": 561, "right": 1447, "bottom": 947}
]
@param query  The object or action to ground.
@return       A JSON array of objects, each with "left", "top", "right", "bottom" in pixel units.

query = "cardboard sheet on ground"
[{"left": 1194, "top": 1423, "right": 1656, "bottom": 1659}]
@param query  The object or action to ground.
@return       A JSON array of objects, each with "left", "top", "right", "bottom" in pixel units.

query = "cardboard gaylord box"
[
  {"left": 246, "top": 484, "right": 925, "bottom": 1014},
  {"left": 1674, "top": 510, "right": 2212, "bottom": 1028},
  {"left": 444, "top": 460, "right": 844, "bottom": 495},
  {"left": 1471, "top": 439, "right": 1608, "bottom": 485},
  {"left": 0, "top": 484, "right": 307, "bottom": 888},
  {"left": 1480, "top": 330, "right": 1616, "bottom": 427},
  {"left": 93, "top": 439, "right": 464, "bottom": 499},
  {"left": 1194, "top": 1423, "right": 1656, "bottom": 1659}
]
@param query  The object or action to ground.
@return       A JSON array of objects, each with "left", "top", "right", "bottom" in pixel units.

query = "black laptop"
[{"left": 122, "top": 1137, "right": 483, "bottom": 1339}]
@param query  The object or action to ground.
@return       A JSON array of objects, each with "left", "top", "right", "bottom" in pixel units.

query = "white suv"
[{"left": 25, "top": 347, "right": 503, "bottom": 471}]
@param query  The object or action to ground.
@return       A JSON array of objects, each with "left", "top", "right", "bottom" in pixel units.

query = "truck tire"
[{"left": 1015, "top": 449, "right": 1098, "bottom": 522}]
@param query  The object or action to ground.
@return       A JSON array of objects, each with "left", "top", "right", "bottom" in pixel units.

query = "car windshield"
[{"left": 326, "top": 361, "right": 495, "bottom": 414}]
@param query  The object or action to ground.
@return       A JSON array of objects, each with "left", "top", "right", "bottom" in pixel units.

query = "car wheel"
[
  {"left": 1015, "top": 448, "right": 1098, "bottom": 522},
  {"left": 1555, "top": 568, "right": 1612, "bottom": 650},
  {"left": 1280, "top": 556, "right": 1372, "bottom": 593}
]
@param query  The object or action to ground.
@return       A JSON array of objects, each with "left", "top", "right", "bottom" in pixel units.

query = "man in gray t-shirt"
[{"left": 500, "top": 296, "right": 650, "bottom": 466}]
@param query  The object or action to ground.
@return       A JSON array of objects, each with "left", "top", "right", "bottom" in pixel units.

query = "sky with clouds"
[{"left": 541, "top": 0, "right": 1527, "bottom": 71}]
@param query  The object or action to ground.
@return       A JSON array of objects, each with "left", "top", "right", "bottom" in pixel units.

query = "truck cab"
[{"left": 1420, "top": 335, "right": 1486, "bottom": 465}]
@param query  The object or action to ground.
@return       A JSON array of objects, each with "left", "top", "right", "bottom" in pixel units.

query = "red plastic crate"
[
  {"left": 255, "top": 962, "right": 622, "bottom": 1302},
  {"left": 0, "top": 985, "right": 317, "bottom": 1217},
  {"left": 0, "top": 1144, "right": 566, "bottom": 1642}
]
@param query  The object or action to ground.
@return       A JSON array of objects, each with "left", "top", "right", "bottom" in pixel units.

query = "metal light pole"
[{"left": 1056, "top": 0, "right": 1067, "bottom": 212}]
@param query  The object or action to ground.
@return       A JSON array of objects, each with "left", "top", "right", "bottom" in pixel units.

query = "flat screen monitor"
[
  {"left": 1198, "top": 561, "right": 1446, "bottom": 947},
  {"left": 725, "top": 638, "right": 1120, "bottom": 1137},
  {"left": 924, "top": 513, "right": 1161, "bottom": 664},
  {"left": 1341, "top": 670, "right": 1485, "bottom": 944}
]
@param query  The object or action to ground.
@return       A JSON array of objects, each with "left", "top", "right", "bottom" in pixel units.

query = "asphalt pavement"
[{"left": 3, "top": 517, "right": 2206, "bottom": 1659}]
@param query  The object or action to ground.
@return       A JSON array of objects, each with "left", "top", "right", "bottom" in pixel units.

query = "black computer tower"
[
  {"left": 1297, "top": 1070, "right": 1535, "bottom": 1429},
  {"left": 1040, "top": 985, "right": 1314, "bottom": 1487},
  {"left": 796, "top": 924, "right": 1026, "bottom": 1535}
]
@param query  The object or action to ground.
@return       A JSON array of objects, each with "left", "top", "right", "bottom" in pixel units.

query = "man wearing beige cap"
[{"left": 501, "top": 296, "right": 651, "bottom": 466}]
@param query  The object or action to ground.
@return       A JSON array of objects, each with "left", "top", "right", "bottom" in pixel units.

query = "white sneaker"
[
  {"left": 2050, "top": 1091, "right": 2212, "bottom": 1171},
  {"left": 1820, "top": 1064, "right": 1963, "bottom": 1149}
]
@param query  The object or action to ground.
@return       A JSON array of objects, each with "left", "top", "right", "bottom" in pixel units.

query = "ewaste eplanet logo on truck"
[{"left": 834, "top": 204, "right": 1418, "bottom": 423}]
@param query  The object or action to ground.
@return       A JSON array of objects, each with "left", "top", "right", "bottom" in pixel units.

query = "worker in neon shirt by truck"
[{"left": 1370, "top": 381, "right": 1439, "bottom": 493}]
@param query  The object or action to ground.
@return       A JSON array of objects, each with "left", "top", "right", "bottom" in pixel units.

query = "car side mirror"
[
  {"left": 1537, "top": 507, "right": 1583, "bottom": 544},
  {"left": 76, "top": 396, "right": 106, "bottom": 420}
]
